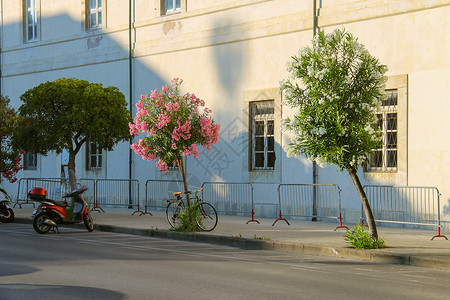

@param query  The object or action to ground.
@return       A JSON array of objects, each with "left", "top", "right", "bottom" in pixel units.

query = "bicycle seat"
[{"left": 173, "top": 192, "right": 182, "bottom": 197}]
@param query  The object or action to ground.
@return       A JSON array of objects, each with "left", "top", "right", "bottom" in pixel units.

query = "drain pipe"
[
  {"left": 128, "top": 0, "right": 134, "bottom": 208},
  {"left": 312, "top": 0, "right": 320, "bottom": 221},
  {"left": 0, "top": 44, "right": 2, "bottom": 96},
  {"left": 0, "top": 0, "right": 3, "bottom": 95}
]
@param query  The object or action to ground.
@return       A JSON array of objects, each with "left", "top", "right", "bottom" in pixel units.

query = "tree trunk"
[
  {"left": 68, "top": 150, "right": 77, "bottom": 190},
  {"left": 346, "top": 166, "right": 378, "bottom": 239},
  {"left": 178, "top": 157, "right": 191, "bottom": 210}
]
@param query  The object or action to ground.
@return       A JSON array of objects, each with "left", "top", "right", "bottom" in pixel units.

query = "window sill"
[
  {"left": 364, "top": 170, "right": 398, "bottom": 174},
  {"left": 162, "top": 9, "right": 181, "bottom": 16}
]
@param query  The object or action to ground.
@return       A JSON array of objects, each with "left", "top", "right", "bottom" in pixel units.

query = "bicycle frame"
[{"left": 166, "top": 188, "right": 218, "bottom": 231}]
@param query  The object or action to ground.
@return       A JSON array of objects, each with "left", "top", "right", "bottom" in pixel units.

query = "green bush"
[
  {"left": 345, "top": 224, "right": 386, "bottom": 249},
  {"left": 173, "top": 200, "right": 202, "bottom": 233}
]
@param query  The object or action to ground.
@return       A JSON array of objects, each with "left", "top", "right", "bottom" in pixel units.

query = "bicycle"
[{"left": 166, "top": 188, "right": 218, "bottom": 232}]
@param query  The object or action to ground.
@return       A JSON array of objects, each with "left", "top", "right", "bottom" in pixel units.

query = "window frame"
[
  {"left": 164, "top": 0, "right": 181, "bottom": 14},
  {"left": 86, "top": 142, "right": 103, "bottom": 170},
  {"left": 86, "top": 0, "right": 104, "bottom": 30},
  {"left": 367, "top": 90, "right": 398, "bottom": 172},
  {"left": 364, "top": 74, "right": 408, "bottom": 185},
  {"left": 243, "top": 88, "right": 281, "bottom": 182},
  {"left": 250, "top": 101, "right": 276, "bottom": 171},
  {"left": 23, "top": 0, "right": 39, "bottom": 43},
  {"left": 159, "top": 0, "right": 186, "bottom": 16},
  {"left": 23, "top": 152, "right": 38, "bottom": 170}
]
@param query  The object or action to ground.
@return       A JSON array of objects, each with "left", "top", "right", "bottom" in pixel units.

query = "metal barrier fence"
[
  {"left": 201, "top": 182, "right": 253, "bottom": 215},
  {"left": 15, "top": 178, "right": 68, "bottom": 208},
  {"left": 144, "top": 180, "right": 184, "bottom": 214},
  {"left": 16, "top": 177, "right": 446, "bottom": 238},
  {"left": 93, "top": 179, "right": 140, "bottom": 213},
  {"left": 363, "top": 185, "right": 447, "bottom": 239},
  {"left": 275, "top": 184, "right": 347, "bottom": 230},
  {"left": 14, "top": 177, "right": 96, "bottom": 208}
]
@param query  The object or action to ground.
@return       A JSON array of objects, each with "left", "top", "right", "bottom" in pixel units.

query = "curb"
[{"left": 12, "top": 217, "right": 450, "bottom": 271}]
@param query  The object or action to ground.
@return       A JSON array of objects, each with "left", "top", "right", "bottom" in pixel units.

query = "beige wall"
[{"left": 1, "top": 0, "right": 450, "bottom": 226}]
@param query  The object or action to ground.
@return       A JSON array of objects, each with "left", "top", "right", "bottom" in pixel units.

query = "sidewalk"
[{"left": 12, "top": 205, "right": 450, "bottom": 271}]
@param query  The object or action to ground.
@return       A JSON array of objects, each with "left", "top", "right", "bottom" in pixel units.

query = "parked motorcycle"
[
  {"left": 30, "top": 186, "right": 94, "bottom": 234},
  {"left": 0, "top": 187, "right": 14, "bottom": 223}
]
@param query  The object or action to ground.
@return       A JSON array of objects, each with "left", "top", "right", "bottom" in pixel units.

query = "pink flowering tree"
[
  {"left": 130, "top": 78, "right": 220, "bottom": 210},
  {"left": 0, "top": 95, "right": 23, "bottom": 183}
]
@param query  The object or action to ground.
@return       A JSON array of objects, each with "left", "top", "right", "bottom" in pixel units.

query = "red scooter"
[
  {"left": 29, "top": 186, "right": 94, "bottom": 234},
  {"left": 0, "top": 187, "right": 14, "bottom": 223}
]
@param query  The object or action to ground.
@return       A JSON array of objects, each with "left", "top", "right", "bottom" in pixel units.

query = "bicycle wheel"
[
  {"left": 196, "top": 202, "right": 218, "bottom": 232},
  {"left": 166, "top": 201, "right": 183, "bottom": 229}
]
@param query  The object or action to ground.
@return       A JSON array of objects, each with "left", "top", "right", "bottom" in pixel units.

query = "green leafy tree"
[
  {"left": 13, "top": 78, "right": 131, "bottom": 187},
  {"left": 0, "top": 95, "right": 23, "bottom": 183},
  {"left": 280, "top": 29, "right": 387, "bottom": 239}
]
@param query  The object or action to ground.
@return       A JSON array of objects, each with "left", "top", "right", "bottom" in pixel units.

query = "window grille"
[
  {"left": 164, "top": 0, "right": 181, "bottom": 14},
  {"left": 87, "top": 142, "right": 103, "bottom": 170},
  {"left": 89, "top": 0, "right": 102, "bottom": 29},
  {"left": 367, "top": 90, "right": 398, "bottom": 172},
  {"left": 251, "top": 101, "right": 275, "bottom": 170}
]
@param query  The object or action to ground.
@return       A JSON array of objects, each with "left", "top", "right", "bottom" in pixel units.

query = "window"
[
  {"left": 367, "top": 90, "right": 398, "bottom": 172},
  {"left": 163, "top": 0, "right": 181, "bottom": 15},
  {"left": 25, "top": 0, "right": 38, "bottom": 42},
  {"left": 86, "top": 142, "right": 102, "bottom": 170},
  {"left": 88, "top": 0, "right": 103, "bottom": 29},
  {"left": 250, "top": 101, "right": 275, "bottom": 170},
  {"left": 23, "top": 152, "right": 37, "bottom": 170}
]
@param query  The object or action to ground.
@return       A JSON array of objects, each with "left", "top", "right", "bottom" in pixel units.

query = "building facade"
[{"left": 1, "top": 0, "right": 449, "bottom": 228}]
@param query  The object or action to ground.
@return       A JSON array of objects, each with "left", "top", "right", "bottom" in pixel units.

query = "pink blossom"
[
  {"left": 172, "top": 119, "right": 191, "bottom": 141},
  {"left": 165, "top": 102, "right": 180, "bottom": 112},
  {"left": 129, "top": 122, "right": 137, "bottom": 135},
  {"left": 171, "top": 78, "right": 181, "bottom": 86},
  {"left": 154, "top": 97, "right": 163, "bottom": 108},
  {"left": 150, "top": 89, "right": 158, "bottom": 99},
  {"left": 131, "top": 78, "right": 220, "bottom": 175},
  {"left": 156, "top": 159, "right": 169, "bottom": 173},
  {"left": 156, "top": 113, "right": 171, "bottom": 129},
  {"left": 140, "top": 120, "right": 148, "bottom": 132},
  {"left": 136, "top": 107, "right": 149, "bottom": 118},
  {"left": 130, "top": 140, "right": 157, "bottom": 161},
  {"left": 136, "top": 100, "right": 144, "bottom": 110}
]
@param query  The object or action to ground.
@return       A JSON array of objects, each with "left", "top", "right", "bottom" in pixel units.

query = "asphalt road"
[{"left": 1, "top": 223, "right": 450, "bottom": 300}]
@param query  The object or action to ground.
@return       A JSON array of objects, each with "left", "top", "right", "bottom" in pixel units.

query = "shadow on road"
[{"left": 0, "top": 283, "right": 125, "bottom": 300}]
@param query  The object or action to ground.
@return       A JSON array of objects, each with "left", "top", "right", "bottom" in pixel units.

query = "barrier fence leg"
[
  {"left": 334, "top": 212, "right": 349, "bottom": 231},
  {"left": 139, "top": 204, "right": 153, "bottom": 216},
  {"left": 360, "top": 218, "right": 368, "bottom": 227},
  {"left": 272, "top": 210, "right": 290, "bottom": 226},
  {"left": 246, "top": 209, "right": 260, "bottom": 224},
  {"left": 132, "top": 202, "right": 144, "bottom": 215},
  {"left": 14, "top": 199, "right": 35, "bottom": 209},
  {"left": 431, "top": 227, "right": 448, "bottom": 240},
  {"left": 90, "top": 198, "right": 105, "bottom": 213}
]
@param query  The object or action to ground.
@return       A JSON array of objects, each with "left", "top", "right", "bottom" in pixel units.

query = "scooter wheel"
[
  {"left": 0, "top": 208, "right": 14, "bottom": 223},
  {"left": 83, "top": 213, "right": 94, "bottom": 232},
  {"left": 33, "top": 212, "right": 52, "bottom": 234}
]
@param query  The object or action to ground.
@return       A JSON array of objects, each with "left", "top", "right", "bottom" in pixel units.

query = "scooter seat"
[{"left": 51, "top": 200, "right": 68, "bottom": 207}]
